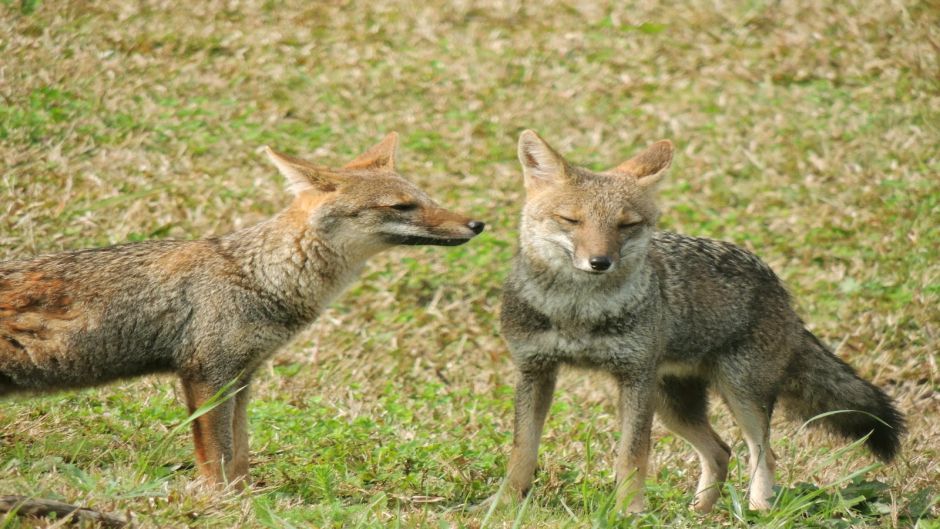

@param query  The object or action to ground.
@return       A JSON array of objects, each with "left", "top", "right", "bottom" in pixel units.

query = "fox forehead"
[
  {"left": 526, "top": 174, "right": 658, "bottom": 222},
  {"left": 330, "top": 172, "right": 434, "bottom": 205}
]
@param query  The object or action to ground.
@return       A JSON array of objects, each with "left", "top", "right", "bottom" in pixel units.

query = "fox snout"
[
  {"left": 383, "top": 207, "right": 485, "bottom": 247},
  {"left": 420, "top": 209, "right": 485, "bottom": 246},
  {"left": 573, "top": 252, "right": 617, "bottom": 274},
  {"left": 563, "top": 222, "right": 620, "bottom": 274}
]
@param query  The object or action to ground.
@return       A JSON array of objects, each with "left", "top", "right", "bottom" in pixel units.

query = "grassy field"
[{"left": 1, "top": 0, "right": 938, "bottom": 527}]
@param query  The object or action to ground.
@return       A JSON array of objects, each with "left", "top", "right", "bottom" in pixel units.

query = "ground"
[{"left": 0, "top": 0, "right": 937, "bottom": 527}]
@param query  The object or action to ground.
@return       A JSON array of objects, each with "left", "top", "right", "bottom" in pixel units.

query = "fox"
[
  {"left": 490, "top": 130, "right": 904, "bottom": 513},
  {"left": 0, "top": 132, "right": 484, "bottom": 487}
]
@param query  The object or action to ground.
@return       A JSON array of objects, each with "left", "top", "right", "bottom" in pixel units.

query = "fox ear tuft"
[
  {"left": 343, "top": 132, "right": 398, "bottom": 171},
  {"left": 265, "top": 146, "right": 342, "bottom": 195},
  {"left": 610, "top": 140, "right": 674, "bottom": 187},
  {"left": 518, "top": 130, "right": 568, "bottom": 191}
]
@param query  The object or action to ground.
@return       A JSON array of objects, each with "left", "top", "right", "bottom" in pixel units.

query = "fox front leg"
[
  {"left": 231, "top": 382, "right": 252, "bottom": 484},
  {"left": 614, "top": 375, "right": 655, "bottom": 514},
  {"left": 504, "top": 366, "right": 559, "bottom": 499},
  {"left": 181, "top": 377, "right": 239, "bottom": 488}
]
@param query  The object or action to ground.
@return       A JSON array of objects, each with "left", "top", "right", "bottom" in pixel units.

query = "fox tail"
[{"left": 780, "top": 329, "right": 904, "bottom": 461}]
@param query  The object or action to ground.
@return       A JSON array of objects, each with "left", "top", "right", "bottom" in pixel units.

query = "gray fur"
[{"left": 494, "top": 131, "right": 904, "bottom": 513}]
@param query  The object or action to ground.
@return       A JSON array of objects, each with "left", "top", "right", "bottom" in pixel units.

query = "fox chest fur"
[{"left": 500, "top": 262, "right": 666, "bottom": 376}]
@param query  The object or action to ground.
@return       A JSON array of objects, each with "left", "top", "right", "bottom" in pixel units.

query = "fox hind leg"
[
  {"left": 231, "top": 382, "right": 251, "bottom": 486},
  {"left": 656, "top": 376, "right": 731, "bottom": 513},
  {"left": 722, "top": 393, "right": 776, "bottom": 510}
]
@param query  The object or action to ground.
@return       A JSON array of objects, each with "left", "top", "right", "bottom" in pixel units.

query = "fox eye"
[
  {"left": 390, "top": 203, "right": 418, "bottom": 212},
  {"left": 556, "top": 215, "right": 580, "bottom": 225},
  {"left": 618, "top": 220, "right": 643, "bottom": 230}
]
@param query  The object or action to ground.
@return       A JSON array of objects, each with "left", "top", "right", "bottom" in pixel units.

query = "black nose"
[
  {"left": 589, "top": 256, "right": 612, "bottom": 271},
  {"left": 467, "top": 220, "right": 485, "bottom": 234}
]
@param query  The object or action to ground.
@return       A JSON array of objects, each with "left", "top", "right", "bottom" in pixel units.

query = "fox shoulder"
[{"left": 500, "top": 276, "right": 552, "bottom": 334}]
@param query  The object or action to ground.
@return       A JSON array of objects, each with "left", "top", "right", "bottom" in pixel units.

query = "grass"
[{"left": 1, "top": 0, "right": 938, "bottom": 527}]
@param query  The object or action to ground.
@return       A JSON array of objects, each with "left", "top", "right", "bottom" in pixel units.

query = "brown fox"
[
  {"left": 491, "top": 130, "right": 903, "bottom": 513},
  {"left": 0, "top": 132, "right": 484, "bottom": 487}
]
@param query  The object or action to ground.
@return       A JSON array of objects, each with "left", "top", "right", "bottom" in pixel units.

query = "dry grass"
[{"left": 1, "top": 0, "right": 938, "bottom": 527}]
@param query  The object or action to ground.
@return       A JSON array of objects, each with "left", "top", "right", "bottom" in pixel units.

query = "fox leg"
[
  {"left": 655, "top": 376, "right": 731, "bottom": 513},
  {"left": 181, "top": 378, "right": 237, "bottom": 487},
  {"left": 614, "top": 376, "right": 655, "bottom": 513},
  {"left": 504, "top": 366, "right": 558, "bottom": 499},
  {"left": 723, "top": 396, "right": 775, "bottom": 510},
  {"left": 231, "top": 383, "right": 252, "bottom": 485}
]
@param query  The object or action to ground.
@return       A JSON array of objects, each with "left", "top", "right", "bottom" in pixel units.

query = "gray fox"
[
  {"left": 492, "top": 130, "right": 903, "bottom": 513},
  {"left": 0, "top": 132, "right": 485, "bottom": 487}
]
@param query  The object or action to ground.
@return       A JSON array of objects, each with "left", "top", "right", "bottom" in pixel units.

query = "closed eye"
[
  {"left": 618, "top": 220, "right": 643, "bottom": 229},
  {"left": 556, "top": 215, "right": 580, "bottom": 225},
  {"left": 389, "top": 203, "right": 418, "bottom": 212}
]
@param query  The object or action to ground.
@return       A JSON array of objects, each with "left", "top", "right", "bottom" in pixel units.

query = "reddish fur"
[
  {"left": 419, "top": 207, "right": 472, "bottom": 229},
  {"left": 0, "top": 274, "right": 74, "bottom": 317},
  {"left": 342, "top": 132, "right": 397, "bottom": 170},
  {"left": 154, "top": 244, "right": 212, "bottom": 277},
  {"left": 611, "top": 140, "right": 674, "bottom": 178},
  {"left": 285, "top": 192, "right": 332, "bottom": 227},
  {"left": 574, "top": 222, "right": 620, "bottom": 262},
  {"left": 0, "top": 275, "right": 77, "bottom": 352}
]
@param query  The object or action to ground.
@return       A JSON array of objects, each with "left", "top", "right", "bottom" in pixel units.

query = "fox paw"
[
  {"left": 618, "top": 497, "right": 645, "bottom": 515},
  {"left": 691, "top": 498, "right": 717, "bottom": 514},
  {"left": 468, "top": 490, "right": 525, "bottom": 513},
  {"left": 748, "top": 496, "right": 772, "bottom": 511}
]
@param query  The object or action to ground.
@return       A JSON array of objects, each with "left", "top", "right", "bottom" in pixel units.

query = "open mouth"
[{"left": 382, "top": 233, "right": 473, "bottom": 246}]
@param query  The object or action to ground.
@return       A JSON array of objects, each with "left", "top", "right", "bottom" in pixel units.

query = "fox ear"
[
  {"left": 342, "top": 132, "right": 398, "bottom": 171},
  {"left": 609, "top": 140, "right": 674, "bottom": 187},
  {"left": 265, "top": 147, "right": 344, "bottom": 195},
  {"left": 518, "top": 129, "right": 568, "bottom": 191}
]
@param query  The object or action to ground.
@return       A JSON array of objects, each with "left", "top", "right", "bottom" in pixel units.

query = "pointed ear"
[
  {"left": 342, "top": 132, "right": 398, "bottom": 171},
  {"left": 609, "top": 140, "right": 674, "bottom": 187},
  {"left": 517, "top": 129, "right": 568, "bottom": 191},
  {"left": 265, "top": 147, "right": 343, "bottom": 195}
]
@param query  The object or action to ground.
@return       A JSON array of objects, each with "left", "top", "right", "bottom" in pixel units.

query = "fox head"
[
  {"left": 515, "top": 130, "right": 673, "bottom": 277},
  {"left": 265, "top": 133, "right": 484, "bottom": 256}
]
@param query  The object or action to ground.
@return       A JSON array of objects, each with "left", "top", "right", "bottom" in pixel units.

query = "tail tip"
[
  {"left": 865, "top": 410, "right": 905, "bottom": 463},
  {"left": 865, "top": 402, "right": 905, "bottom": 462}
]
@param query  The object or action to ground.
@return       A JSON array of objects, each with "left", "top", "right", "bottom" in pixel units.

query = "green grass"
[{"left": 1, "top": 0, "right": 938, "bottom": 527}]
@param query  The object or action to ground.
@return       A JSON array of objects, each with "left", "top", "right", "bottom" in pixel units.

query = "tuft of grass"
[{"left": 1, "top": 0, "right": 938, "bottom": 527}]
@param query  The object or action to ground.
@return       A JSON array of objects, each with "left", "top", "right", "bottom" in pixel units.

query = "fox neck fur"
[
  {"left": 219, "top": 197, "right": 371, "bottom": 325},
  {"left": 511, "top": 238, "right": 655, "bottom": 325}
]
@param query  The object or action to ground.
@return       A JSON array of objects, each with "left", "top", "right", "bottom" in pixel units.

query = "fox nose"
[
  {"left": 589, "top": 256, "right": 612, "bottom": 271},
  {"left": 467, "top": 220, "right": 485, "bottom": 235}
]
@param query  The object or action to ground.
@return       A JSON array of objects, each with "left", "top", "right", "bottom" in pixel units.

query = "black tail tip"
[
  {"left": 824, "top": 393, "right": 905, "bottom": 462},
  {"left": 866, "top": 404, "right": 906, "bottom": 462},
  {"left": 851, "top": 391, "right": 906, "bottom": 462}
]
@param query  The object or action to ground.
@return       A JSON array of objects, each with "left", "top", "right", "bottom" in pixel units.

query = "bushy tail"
[{"left": 780, "top": 330, "right": 905, "bottom": 462}]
